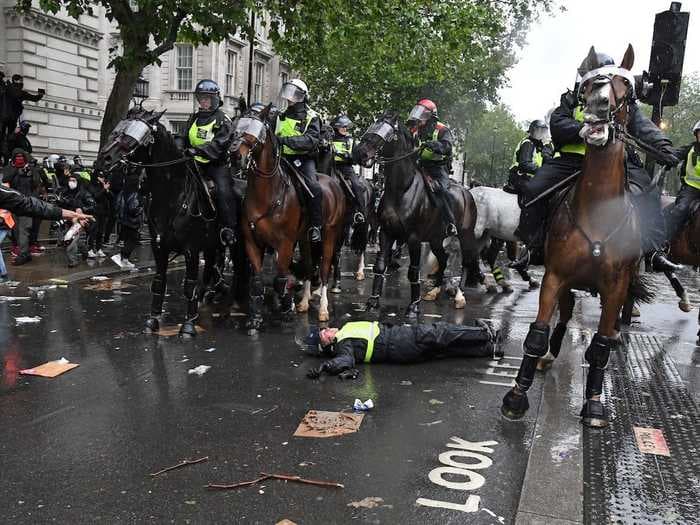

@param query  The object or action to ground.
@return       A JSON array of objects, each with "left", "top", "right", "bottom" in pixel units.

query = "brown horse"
[
  {"left": 231, "top": 107, "right": 346, "bottom": 333},
  {"left": 661, "top": 196, "right": 700, "bottom": 342},
  {"left": 502, "top": 45, "right": 646, "bottom": 427}
]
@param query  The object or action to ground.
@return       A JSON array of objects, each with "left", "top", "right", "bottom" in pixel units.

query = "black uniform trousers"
[
  {"left": 287, "top": 156, "right": 322, "bottom": 229},
  {"left": 337, "top": 163, "right": 363, "bottom": 209},
  {"left": 421, "top": 163, "right": 456, "bottom": 226},
  {"left": 665, "top": 182, "right": 700, "bottom": 240},
  {"left": 199, "top": 162, "right": 237, "bottom": 231}
]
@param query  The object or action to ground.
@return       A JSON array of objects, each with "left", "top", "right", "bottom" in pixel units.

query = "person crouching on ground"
[
  {"left": 56, "top": 173, "right": 95, "bottom": 267},
  {"left": 304, "top": 319, "right": 500, "bottom": 379}
]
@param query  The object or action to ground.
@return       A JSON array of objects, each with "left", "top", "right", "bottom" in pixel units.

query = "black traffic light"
[{"left": 639, "top": 2, "right": 690, "bottom": 107}]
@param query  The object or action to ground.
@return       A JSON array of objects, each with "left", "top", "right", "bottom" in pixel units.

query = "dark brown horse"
[
  {"left": 231, "top": 108, "right": 346, "bottom": 333},
  {"left": 502, "top": 45, "right": 647, "bottom": 427}
]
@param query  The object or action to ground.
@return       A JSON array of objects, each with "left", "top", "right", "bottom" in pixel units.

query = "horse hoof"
[
  {"left": 529, "top": 279, "right": 540, "bottom": 289},
  {"left": 179, "top": 322, "right": 197, "bottom": 338},
  {"left": 580, "top": 400, "right": 608, "bottom": 428},
  {"left": 631, "top": 306, "right": 641, "bottom": 318},
  {"left": 423, "top": 287, "right": 441, "bottom": 301},
  {"left": 330, "top": 286, "right": 342, "bottom": 294},
  {"left": 144, "top": 318, "right": 160, "bottom": 334},
  {"left": 318, "top": 311, "right": 329, "bottom": 322},
  {"left": 366, "top": 297, "right": 379, "bottom": 311},
  {"left": 501, "top": 283, "right": 514, "bottom": 294},
  {"left": 501, "top": 390, "right": 529, "bottom": 420},
  {"left": 679, "top": 301, "right": 692, "bottom": 313},
  {"left": 355, "top": 272, "right": 365, "bottom": 281},
  {"left": 486, "top": 285, "right": 498, "bottom": 294}
]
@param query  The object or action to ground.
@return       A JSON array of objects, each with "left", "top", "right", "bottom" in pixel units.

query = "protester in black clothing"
[
  {"left": 304, "top": 320, "right": 499, "bottom": 379},
  {"left": 103, "top": 166, "right": 126, "bottom": 245},
  {"left": 87, "top": 171, "right": 111, "bottom": 258},
  {"left": 5, "top": 121, "right": 32, "bottom": 160},
  {"left": 56, "top": 174, "right": 95, "bottom": 267},
  {"left": 0, "top": 181, "right": 91, "bottom": 222},
  {"left": 0, "top": 75, "right": 44, "bottom": 163},
  {"left": 111, "top": 174, "right": 142, "bottom": 270}
]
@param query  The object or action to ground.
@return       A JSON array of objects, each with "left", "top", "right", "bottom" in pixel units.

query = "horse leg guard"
[
  {"left": 247, "top": 275, "right": 265, "bottom": 333},
  {"left": 145, "top": 276, "right": 166, "bottom": 333},
  {"left": 180, "top": 278, "right": 199, "bottom": 338},
  {"left": 492, "top": 265, "right": 513, "bottom": 293},
  {"left": 580, "top": 333, "right": 613, "bottom": 427},
  {"left": 367, "top": 254, "right": 386, "bottom": 310},
  {"left": 274, "top": 275, "right": 293, "bottom": 316},
  {"left": 501, "top": 322, "right": 549, "bottom": 420}
]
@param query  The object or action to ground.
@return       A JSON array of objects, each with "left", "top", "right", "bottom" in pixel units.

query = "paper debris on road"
[
  {"left": 204, "top": 347, "right": 216, "bottom": 353},
  {"left": 48, "top": 278, "right": 69, "bottom": 285},
  {"left": 83, "top": 280, "right": 135, "bottom": 291},
  {"left": 293, "top": 410, "right": 364, "bottom": 438},
  {"left": 20, "top": 358, "right": 79, "bottom": 378},
  {"left": 91, "top": 275, "right": 110, "bottom": 281},
  {"left": 634, "top": 427, "right": 670, "bottom": 456},
  {"left": 188, "top": 365, "right": 211, "bottom": 376},
  {"left": 353, "top": 398, "right": 374, "bottom": 411},
  {"left": 0, "top": 296, "right": 30, "bottom": 302},
  {"left": 347, "top": 497, "right": 386, "bottom": 509},
  {"left": 15, "top": 316, "right": 41, "bottom": 325}
]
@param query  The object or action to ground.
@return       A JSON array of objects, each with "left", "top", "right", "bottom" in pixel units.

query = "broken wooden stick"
[
  {"left": 150, "top": 456, "right": 209, "bottom": 477},
  {"left": 205, "top": 472, "right": 344, "bottom": 491}
]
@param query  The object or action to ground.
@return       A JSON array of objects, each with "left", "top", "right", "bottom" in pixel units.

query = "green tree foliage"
[
  {"left": 460, "top": 104, "right": 525, "bottom": 187},
  {"left": 268, "top": 0, "right": 553, "bottom": 131},
  {"left": 17, "top": 0, "right": 252, "bottom": 146},
  {"left": 660, "top": 73, "right": 700, "bottom": 148}
]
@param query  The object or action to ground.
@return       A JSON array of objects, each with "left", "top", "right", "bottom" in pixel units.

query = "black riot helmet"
[
  {"left": 194, "top": 79, "right": 221, "bottom": 112},
  {"left": 332, "top": 115, "right": 353, "bottom": 130},
  {"left": 249, "top": 102, "right": 265, "bottom": 114},
  {"left": 528, "top": 119, "right": 548, "bottom": 142}
]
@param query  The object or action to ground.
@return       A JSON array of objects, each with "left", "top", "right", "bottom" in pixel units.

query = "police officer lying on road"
[{"left": 304, "top": 319, "right": 500, "bottom": 379}]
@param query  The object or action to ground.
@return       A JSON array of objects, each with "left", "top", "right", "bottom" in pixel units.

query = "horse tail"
[
  {"left": 350, "top": 220, "right": 368, "bottom": 254},
  {"left": 630, "top": 272, "right": 655, "bottom": 304}
]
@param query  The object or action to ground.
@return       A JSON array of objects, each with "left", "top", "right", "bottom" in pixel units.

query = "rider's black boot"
[{"left": 649, "top": 250, "right": 683, "bottom": 273}]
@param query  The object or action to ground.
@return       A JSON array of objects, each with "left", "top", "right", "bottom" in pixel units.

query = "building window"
[
  {"left": 225, "top": 50, "right": 237, "bottom": 96},
  {"left": 278, "top": 71, "right": 288, "bottom": 106},
  {"left": 253, "top": 62, "right": 265, "bottom": 102},
  {"left": 175, "top": 44, "right": 193, "bottom": 91},
  {"left": 170, "top": 121, "right": 189, "bottom": 135}
]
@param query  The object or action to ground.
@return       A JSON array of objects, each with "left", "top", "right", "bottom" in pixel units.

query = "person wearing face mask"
[
  {"left": 56, "top": 174, "right": 95, "bottom": 267},
  {"left": 183, "top": 79, "right": 237, "bottom": 246},
  {"left": 3, "top": 149, "right": 43, "bottom": 265},
  {"left": 0, "top": 75, "right": 44, "bottom": 164}
]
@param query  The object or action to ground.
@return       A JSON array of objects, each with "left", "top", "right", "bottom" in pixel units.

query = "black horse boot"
[{"left": 580, "top": 333, "right": 614, "bottom": 427}]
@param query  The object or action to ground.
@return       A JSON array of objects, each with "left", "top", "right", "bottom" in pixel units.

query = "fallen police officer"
[{"left": 304, "top": 319, "right": 500, "bottom": 379}]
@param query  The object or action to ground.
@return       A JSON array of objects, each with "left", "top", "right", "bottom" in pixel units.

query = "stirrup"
[
  {"left": 219, "top": 227, "right": 236, "bottom": 246},
  {"left": 309, "top": 226, "right": 322, "bottom": 243},
  {"left": 445, "top": 223, "right": 458, "bottom": 237},
  {"left": 353, "top": 211, "right": 365, "bottom": 224}
]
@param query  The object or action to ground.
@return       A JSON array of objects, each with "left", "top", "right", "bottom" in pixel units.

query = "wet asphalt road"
[{"left": 1, "top": 248, "right": 699, "bottom": 524}]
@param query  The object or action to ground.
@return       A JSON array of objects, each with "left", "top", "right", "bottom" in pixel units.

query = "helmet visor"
[
  {"left": 279, "top": 83, "right": 306, "bottom": 103},
  {"left": 196, "top": 93, "right": 220, "bottom": 110},
  {"left": 235, "top": 117, "right": 266, "bottom": 143},
  {"left": 364, "top": 121, "right": 395, "bottom": 142},
  {"left": 408, "top": 104, "right": 432, "bottom": 124},
  {"left": 530, "top": 126, "right": 549, "bottom": 142}
]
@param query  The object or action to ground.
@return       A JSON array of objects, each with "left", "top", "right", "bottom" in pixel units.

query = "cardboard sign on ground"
[
  {"left": 83, "top": 280, "right": 135, "bottom": 291},
  {"left": 634, "top": 427, "right": 670, "bottom": 456},
  {"left": 293, "top": 410, "right": 364, "bottom": 438},
  {"left": 20, "top": 360, "right": 79, "bottom": 378}
]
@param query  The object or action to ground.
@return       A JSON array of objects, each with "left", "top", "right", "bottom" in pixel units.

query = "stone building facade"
[{"left": 0, "top": 3, "right": 290, "bottom": 160}]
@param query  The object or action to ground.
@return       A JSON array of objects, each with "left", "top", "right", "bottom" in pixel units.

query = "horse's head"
[
  {"left": 578, "top": 45, "right": 636, "bottom": 145},
  {"left": 97, "top": 108, "right": 167, "bottom": 172},
  {"left": 354, "top": 111, "right": 407, "bottom": 168},
  {"left": 230, "top": 104, "right": 273, "bottom": 160}
]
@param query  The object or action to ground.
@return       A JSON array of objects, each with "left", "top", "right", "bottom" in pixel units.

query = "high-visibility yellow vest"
[
  {"left": 334, "top": 321, "right": 380, "bottom": 363},
  {"left": 419, "top": 123, "right": 447, "bottom": 161},
  {"left": 188, "top": 119, "right": 217, "bottom": 164},
  {"left": 510, "top": 137, "right": 543, "bottom": 174},
  {"left": 333, "top": 137, "right": 353, "bottom": 163},
  {"left": 684, "top": 147, "right": 700, "bottom": 190},
  {"left": 559, "top": 105, "right": 586, "bottom": 155},
  {"left": 77, "top": 170, "right": 91, "bottom": 182},
  {"left": 275, "top": 109, "right": 317, "bottom": 156}
]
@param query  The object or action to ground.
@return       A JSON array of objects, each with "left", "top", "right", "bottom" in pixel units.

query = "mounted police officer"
[
  {"left": 183, "top": 79, "right": 237, "bottom": 246},
  {"left": 275, "top": 79, "right": 322, "bottom": 243},
  {"left": 514, "top": 51, "right": 682, "bottom": 273},
  {"left": 505, "top": 119, "right": 552, "bottom": 194},
  {"left": 407, "top": 99, "right": 457, "bottom": 237},
  {"left": 665, "top": 121, "right": 700, "bottom": 240},
  {"left": 331, "top": 114, "right": 364, "bottom": 224}
]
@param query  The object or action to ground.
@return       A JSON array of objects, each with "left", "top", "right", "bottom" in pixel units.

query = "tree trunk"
[{"left": 99, "top": 64, "right": 143, "bottom": 149}]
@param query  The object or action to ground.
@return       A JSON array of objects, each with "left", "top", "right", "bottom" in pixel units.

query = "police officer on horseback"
[
  {"left": 407, "top": 99, "right": 457, "bottom": 237},
  {"left": 275, "top": 79, "right": 323, "bottom": 243},
  {"left": 665, "top": 121, "right": 700, "bottom": 240},
  {"left": 331, "top": 114, "right": 364, "bottom": 224},
  {"left": 514, "top": 51, "right": 682, "bottom": 273},
  {"left": 183, "top": 79, "right": 237, "bottom": 246},
  {"left": 505, "top": 119, "right": 552, "bottom": 194}
]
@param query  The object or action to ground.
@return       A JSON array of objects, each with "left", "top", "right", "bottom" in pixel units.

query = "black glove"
[
  {"left": 306, "top": 362, "right": 330, "bottom": 379},
  {"left": 425, "top": 140, "right": 442, "bottom": 152},
  {"left": 659, "top": 147, "right": 681, "bottom": 168},
  {"left": 184, "top": 148, "right": 197, "bottom": 158},
  {"left": 338, "top": 368, "right": 359, "bottom": 380},
  {"left": 277, "top": 136, "right": 289, "bottom": 147}
]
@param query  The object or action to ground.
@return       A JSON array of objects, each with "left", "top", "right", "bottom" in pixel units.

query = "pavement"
[{"left": 0, "top": 243, "right": 698, "bottom": 524}]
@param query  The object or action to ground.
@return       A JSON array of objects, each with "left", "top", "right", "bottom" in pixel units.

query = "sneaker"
[
  {"left": 122, "top": 258, "right": 136, "bottom": 270},
  {"left": 10, "top": 246, "right": 19, "bottom": 257},
  {"left": 30, "top": 245, "right": 43, "bottom": 255},
  {"left": 110, "top": 253, "right": 124, "bottom": 268},
  {"left": 96, "top": 249, "right": 106, "bottom": 257},
  {"left": 87, "top": 250, "right": 97, "bottom": 258},
  {"left": 30, "top": 243, "right": 45, "bottom": 252}
]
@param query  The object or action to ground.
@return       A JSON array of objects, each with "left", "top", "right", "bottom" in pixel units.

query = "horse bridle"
[{"left": 361, "top": 119, "right": 418, "bottom": 166}]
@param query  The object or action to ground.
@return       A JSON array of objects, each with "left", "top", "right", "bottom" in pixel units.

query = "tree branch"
[{"left": 150, "top": 9, "right": 187, "bottom": 58}]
